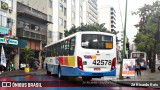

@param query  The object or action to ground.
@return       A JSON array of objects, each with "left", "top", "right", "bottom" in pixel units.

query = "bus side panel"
[{"left": 58, "top": 56, "right": 75, "bottom": 67}]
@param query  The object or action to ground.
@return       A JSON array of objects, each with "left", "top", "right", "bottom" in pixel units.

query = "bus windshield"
[
  {"left": 132, "top": 53, "right": 145, "bottom": 58},
  {"left": 81, "top": 34, "right": 113, "bottom": 49}
]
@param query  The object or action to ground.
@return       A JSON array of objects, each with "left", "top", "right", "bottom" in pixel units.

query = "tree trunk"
[
  {"left": 148, "top": 51, "right": 151, "bottom": 69},
  {"left": 151, "top": 43, "right": 156, "bottom": 73},
  {"left": 148, "top": 46, "right": 152, "bottom": 69}
]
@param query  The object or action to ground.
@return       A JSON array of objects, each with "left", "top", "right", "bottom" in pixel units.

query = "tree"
[
  {"left": 132, "top": 1, "right": 160, "bottom": 72},
  {"left": 64, "top": 23, "right": 120, "bottom": 42},
  {"left": 23, "top": 47, "right": 34, "bottom": 67}
]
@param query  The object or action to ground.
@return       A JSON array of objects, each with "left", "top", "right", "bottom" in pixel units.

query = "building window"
[
  {"left": 48, "top": 31, "right": 52, "bottom": 38},
  {"left": 48, "top": 15, "right": 52, "bottom": 22},
  {"left": 0, "top": 11, "right": 7, "bottom": 27},
  {"left": 64, "top": 7, "right": 67, "bottom": 16},
  {"left": 59, "top": 32, "right": 63, "bottom": 39},
  {"left": 17, "top": 20, "right": 24, "bottom": 28},
  {"left": 59, "top": 3, "right": 63, "bottom": 12},
  {"left": 72, "top": 0, "right": 75, "bottom": 6},
  {"left": 59, "top": 18, "right": 63, "bottom": 26},
  {"left": 72, "top": 11, "right": 75, "bottom": 19},
  {"left": 64, "top": 0, "right": 67, "bottom": 3},
  {"left": 8, "top": 0, "right": 13, "bottom": 8},
  {"left": 7, "top": 18, "right": 13, "bottom": 28},
  {"left": 80, "top": 5, "right": 82, "bottom": 11},
  {"left": 24, "top": 22, "right": 30, "bottom": 29},
  {"left": 64, "top": 20, "right": 66, "bottom": 28},
  {"left": 48, "top": 0, "right": 52, "bottom": 8},
  {"left": 30, "top": 24, "right": 40, "bottom": 31}
]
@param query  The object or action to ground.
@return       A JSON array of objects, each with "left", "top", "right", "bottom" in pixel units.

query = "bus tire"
[
  {"left": 158, "top": 66, "right": 160, "bottom": 71},
  {"left": 58, "top": 66, "right": 62, "bottom": 79},
  {"left": 46, "top": 64, "right": 51, "bottom": 75},
  {"left": 82, "top": 77, "right": 92, "bottom": 81}
]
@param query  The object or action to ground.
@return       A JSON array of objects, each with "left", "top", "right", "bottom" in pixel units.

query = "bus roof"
[{"left": 45, "top": 31, "right": 115, "bottom": 48}]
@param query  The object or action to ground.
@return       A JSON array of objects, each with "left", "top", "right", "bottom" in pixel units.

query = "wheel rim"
[{"left": 58, "top": 69, "right": 61, "bottom": 78}]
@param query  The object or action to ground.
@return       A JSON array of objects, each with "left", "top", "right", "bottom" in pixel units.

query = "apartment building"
[
  {"left": 53, "top": 0, "right": 98, "bottom": 43},
  {"left": 97, "top": 3, "right": 116, "bottom": 32},
  {"left": 52, "top": 0, "right": 67, "bottom": 43},
  {"left": 0, "top": 0, "right": 20, "bottom": 69},
  {"left": 15, "top": 0, "right": 52, "bottom": 69},
  {"left": 83, "top": 0, "right": 98, "bottom": 24},
  {"left": 17, "top": 0, "right": 53, "bottom": 44}
]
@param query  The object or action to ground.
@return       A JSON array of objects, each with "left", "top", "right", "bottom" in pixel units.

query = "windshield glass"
[
  {"left": 81, "top": 34, "right": 113, "bottom": 49},
  {"left": 132, "top": 53, "right": 145, "bottom": 58}
]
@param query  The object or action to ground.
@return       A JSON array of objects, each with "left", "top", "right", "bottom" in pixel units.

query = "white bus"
[
  {"left": 130, "top": 52, "right": 147, "bottom": 69},
  {"left": 44, "top": 31, "right": 117, "bottom": 81}
]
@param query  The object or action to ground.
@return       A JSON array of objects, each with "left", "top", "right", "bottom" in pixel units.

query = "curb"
[
  {"left": 0, "top": 69, "right": 46, "bottom": 77},
  {"left": 110, "top": 80, "right": 160, "bottom": 89}
]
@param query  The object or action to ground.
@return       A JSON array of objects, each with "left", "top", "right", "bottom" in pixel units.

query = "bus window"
[
  {"left": 81, "top": 34, "right": 113, "bottom": 49},
  {"left": 57, "top": 43, "right": 61, "bottom": 56},
  {"left": 61, "top": 41, "right": 64, "bottom": 56},
  {"left": 64, "top": 39, "right": 69, "bottom": 55},
  {"left": 53, "top": 44, "right": 58, "bottom": 56},
  {"left": 69, "top": 37, "right": 75, "bottom": 55}
]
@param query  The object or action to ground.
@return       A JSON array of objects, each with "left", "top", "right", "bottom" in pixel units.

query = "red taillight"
[
  {"left": 77, "top": 56, "right": 83, "bottom": 70},
  {"left": 144, "top": 60, "right": 146, "bottom": 64},
  {"left": 111, "top": 57, "right": 116, "bottom": 70}
]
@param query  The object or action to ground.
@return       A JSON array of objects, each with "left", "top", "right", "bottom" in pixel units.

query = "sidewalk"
[
  {"left": 0, "top": 68, "right": 46, "bottom": 77},
  {"left": 111, "top": 66, "right": 160, "bottom": 88}
]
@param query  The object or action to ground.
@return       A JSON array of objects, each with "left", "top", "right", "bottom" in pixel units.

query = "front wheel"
[{"left": 82, "top": 77, "right": 92, "bottom": 81}]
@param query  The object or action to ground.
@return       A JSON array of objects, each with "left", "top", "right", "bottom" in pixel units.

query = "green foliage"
[
  {"left": 64, "top": 23, "right": 110, "bottom": 37},
  {"left": 64, "top": 23, "right": 120, "bottom": 42},
  {"left": 23, "top": 47, "right": 34, "bottom": 65},
  {"left": 133, "top": 1, "right": 160, "bottom": 54}
]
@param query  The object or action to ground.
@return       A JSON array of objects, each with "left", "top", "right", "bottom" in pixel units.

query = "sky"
[{"left": 99, "top": 0, "right": 157, "bottom": 43}]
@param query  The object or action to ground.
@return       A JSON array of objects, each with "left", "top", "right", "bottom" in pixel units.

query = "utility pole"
[{"left": 119, "top": 0, "right": 128, "bottom": 79}]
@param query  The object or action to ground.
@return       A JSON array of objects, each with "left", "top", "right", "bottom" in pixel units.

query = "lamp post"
[{"left": 119, "top": 0, "right": 128, "bottom": 79}]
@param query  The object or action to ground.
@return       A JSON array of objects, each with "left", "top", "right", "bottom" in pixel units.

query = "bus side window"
[
  {"left": 69, "top": 37, "right": 75, "bottom": 55},
  {"left": 52, "top": 45, "right": 55, "bottom": 57},
  {"left": 54, "top": 44, "right": 58, "bottom": 56},
  {"left": 61, "top": 41, "right": 64, "bottom": 56},
  {"left": 57, "top": 43, "right": 61, "bottom": 56},
  {"left": 51, "top": 45, "right": 54, "bottom": 57},
  {"left": 64, "top": 39, "right": 69, "bottom": 56}
]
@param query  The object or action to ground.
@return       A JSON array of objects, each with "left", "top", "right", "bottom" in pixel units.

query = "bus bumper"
[
  {"left": 60, "top": 66, "right": 116, "bottom": 76},
  {"left": 141, "top": 65, "right": 147, "bottom": 69}
]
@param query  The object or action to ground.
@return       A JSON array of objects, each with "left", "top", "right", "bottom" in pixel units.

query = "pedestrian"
[{"left": 135, "top": 62, "right": 141, "bottom": 76}]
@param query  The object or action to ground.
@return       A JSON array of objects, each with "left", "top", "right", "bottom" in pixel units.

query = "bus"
[
  {"left": 130, "top": 52, "right": 147, "bottom": 70},
  {"left": 43, "top": 31, "right": 117, "bottom": 81}
]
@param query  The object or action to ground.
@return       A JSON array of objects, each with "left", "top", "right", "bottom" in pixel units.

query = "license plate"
[
  {"left": 140, "top": 62, "right": 144, "bottom": 66},
  {"left": 94, "top": 68, "right": 100, "bottom": 71}
]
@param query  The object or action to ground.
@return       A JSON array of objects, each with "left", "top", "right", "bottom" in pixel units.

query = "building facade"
[
  {"left": 16, "top": 0, "right": 53, "bottom": 69},
  {"left": 52, "top": 0, "right": 67, "bottom": 43},
  {"left": 97, "top": 4, "right": 116, "bottom": 32},
  {"left": 0, "top": 0, "right": 19, "bottom": 69},
  {"left": 17, "top": 0, "right": 53, "bottom": 44},
  {"left": 52, "top": 0, "right": 98, "bottom": 43},
  {"left": 83, "top": 0, "right": 98, "bottom": 24}
]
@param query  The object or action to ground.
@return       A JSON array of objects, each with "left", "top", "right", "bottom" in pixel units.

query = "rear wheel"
[
  {"left": 58, "top": 66, "right": 62, "bottom": 79},
  {"left": 82, "top": 77, "right": 92, "bottom": 81},
  {"left": 46, "top": 64, "right": 51, "bottom": 75},
  {"left": 158, "top": 66, "right": 160, "bottom": 71}
]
